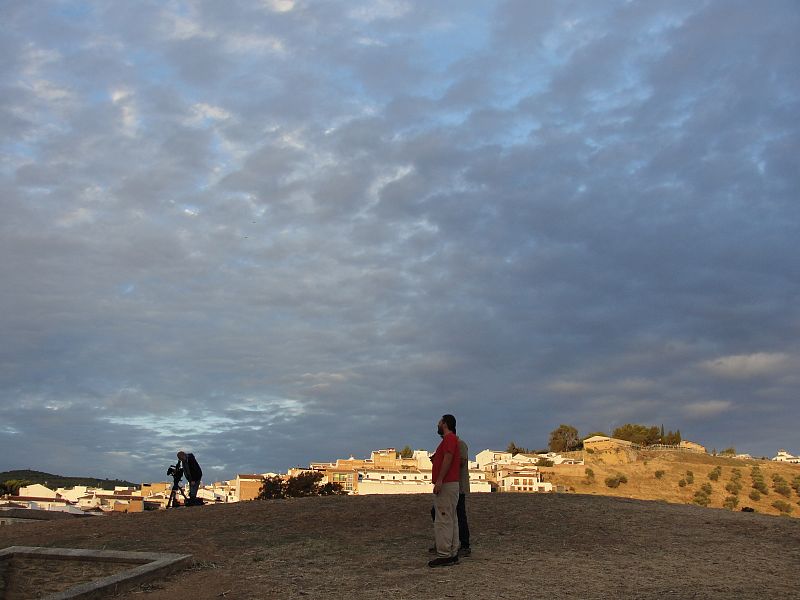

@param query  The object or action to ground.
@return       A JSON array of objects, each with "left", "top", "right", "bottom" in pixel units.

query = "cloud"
[
  {"left": 700, "top": 353, "right": 792, "bottom": 379},
  {"left": 683, "top": 400, "right": 733, "bottom": 419},
  {"left": 1, "top": 0, "right": 798, "bottom": 480}
]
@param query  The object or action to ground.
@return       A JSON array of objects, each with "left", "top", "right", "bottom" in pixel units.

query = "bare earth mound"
[{"left": 1, "top": 493, "right": 798, "bottom": 599}]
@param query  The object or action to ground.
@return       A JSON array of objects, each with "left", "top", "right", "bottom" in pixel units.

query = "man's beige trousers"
[{"left": 433, "top": 481, "right": 460, "bottom": 557}]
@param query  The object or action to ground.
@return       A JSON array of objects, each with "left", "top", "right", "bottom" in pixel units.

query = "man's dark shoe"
[
  {"left": 428, "top": 555, "right": 458, "bottom": 568},
  {"left": 458, "top": 547, "right": 471, "bottom": 557}
]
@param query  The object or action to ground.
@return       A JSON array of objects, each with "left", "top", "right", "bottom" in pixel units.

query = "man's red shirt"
[{"left": 432, "top": 432, "right": 461, "bottom": 483}]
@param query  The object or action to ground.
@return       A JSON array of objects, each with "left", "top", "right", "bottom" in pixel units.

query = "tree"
[
  {"left": 548, "top": 425, "right": 580, "bottom": 453},
  {"left": 612, "top": 424, "right": 661, "bottom": 446},
  {"left": 259, "top": 476, "right": 285, "bottom": 499},
  {"left": 506, "top": 441, "right": 530, "bottom": 455},
  {"left": 284, "top": 471, "right": 324, "bottom": 498},
  {"left": 398, "top": 446, "right": 414, "bottom": 459},
  {"left": 0, "top": 479, "right": 32, "bottom": 496}
]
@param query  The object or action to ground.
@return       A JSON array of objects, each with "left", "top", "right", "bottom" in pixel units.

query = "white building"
[{"left": 772, "top": 449, "right": 800, "bottom": 464}]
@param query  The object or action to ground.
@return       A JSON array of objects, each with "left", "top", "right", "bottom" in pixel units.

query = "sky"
[{"left": 1, "top": 0, "right": 798, "bottom": 485}]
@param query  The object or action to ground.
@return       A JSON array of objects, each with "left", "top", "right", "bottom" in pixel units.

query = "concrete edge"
[{"left": 0, "top": 546, "right": 192, "bottom": 600}]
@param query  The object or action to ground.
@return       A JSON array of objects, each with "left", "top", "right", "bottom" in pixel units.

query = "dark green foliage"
[
  {"left": 700, "top": 482, "right": 713, "bottom": 496},
  {"left": 605, "top": 473, "right": 628, "bottom": 488},
  {"left": 0, "top": 479, "right": 33, "bottom": 495},
  {"left": 720, "top": 447, "right": 736, "bottom": 456},
  {"left": 723, "top": 495, "right": 739, "bottom": 510},
  {"left": 685, "top": 471, "right": 694, "bottom": 484},
  {"left": 749, "top": 490, "right": 761, "bottom": 501},
  {"left": 774, "top": 482, "right": 791, "bottom": 498},
  {"left": 751, "top": 466, "right": 769, "bottom": 495},
  {"left": 708, "top": 466, "right": 722, "bottom": 481},
  {"left": 398, "top": 446, "right": 414, "bottom": 459},
  {"left": 536, "top": 458, "right": 554, "bottom": 467},
  {"left": 259, "top": 476, "right": 285, "bottom": 499},
  {"left": 693, "top": 492, "right": 711, "bottom": 507},
  {"left": 548, "top": 425, "right": 581, "bottom": 453},
  {"left": 258, "top": 472, "right": 344, "bottom": 500},
  {"left": 506, "top": 441, "right": 530, "bottom": 455},
  {"left": 725, "top": 481, "right": 742, "bottom": 495},
  {"left": 654, "top": 470, "right": 665, "bottom": 479},
  {"left": 318, "top": 482, "right": 346, "bottom": 496},
  {"left": 771, "top": 500, "right": 793, "bottom": 514},
  {"left": 678, "top": 479, "right": 687, "bottom": 488},
  {"left": 584, "top": 468, "right": 595, "bottom": 482},
  {"left": 791, "top": 475, "right": 800, "bottom": 496},
  {"left": 284, "top": 471, "right": 325, "bottom": 497},
  {"left": 611, "top": 423, "right": 680, "bottom": 446}
]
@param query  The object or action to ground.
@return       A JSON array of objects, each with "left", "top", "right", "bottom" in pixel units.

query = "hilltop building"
[{"left": 772, "top": 449, "right": 800, "bottom": 464}]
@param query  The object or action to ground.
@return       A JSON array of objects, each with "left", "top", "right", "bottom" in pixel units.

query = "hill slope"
[
  {"left": 544, "top": 450, "right": 800, "bottom": 517},
  {"left": 0, "top": 469, "right": 137, "bottom": 491}
]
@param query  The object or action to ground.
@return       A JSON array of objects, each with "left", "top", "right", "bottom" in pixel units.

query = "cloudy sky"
[{"left": 1, "top": 0, "right": 798, "bottom": 484}]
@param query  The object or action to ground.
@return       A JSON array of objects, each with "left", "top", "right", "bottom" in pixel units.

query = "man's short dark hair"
[{"left": 442, "top": 414, "right": 456, "bottom": 432}]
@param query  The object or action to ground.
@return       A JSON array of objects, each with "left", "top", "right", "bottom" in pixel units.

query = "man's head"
[
  {"left": 437, "top": 414, "right": 456, "bottom": 436},
  {"left": 177, "top": 451, "right": 186, "bottom": 461}
]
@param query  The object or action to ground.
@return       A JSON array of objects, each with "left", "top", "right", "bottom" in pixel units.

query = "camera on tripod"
[{"left": 167, "top": 461, "right": 184, "bottom": 482}]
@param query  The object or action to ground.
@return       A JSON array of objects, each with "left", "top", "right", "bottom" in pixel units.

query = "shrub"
[
  {"left": 708, "top": 466, "right": 722, "bottom": 481},
  {"left": 678, "top": 479, "right": 687, "bottom": 488},
  {"left": 685, "top": 471, "right": 694, "bottom": 484},
  {"left": 772, "top": 500, "right": 793, "bottom": 514},
  {"left": 584, "top": 468, "right": 595, "bottom": 484},
  {"left": 725, "top": 481, "right": 742, "bottom": 495},
  {"left": 774, "top": 482, "right": 792, "bottom": 498},
  {"left": 749, "top": 490, "right": 761, "bottom": 501},
  {"left": 654, "top": 470, "right": 665, "bottom": 479},
  {"left": 791, "top": 476, "right": 800, "bottom": 495},
  {"left": 700, "top": 483, "right": 713, "bottom": 496},
  {"left": 604, "top": 474, "right": 627, "bottom": 488},
  {"left": 693, "top": 492, "right": 711, "bottom": 507},
  {"left": 723, "top": 495, "right": 739, "bottom": 510}
]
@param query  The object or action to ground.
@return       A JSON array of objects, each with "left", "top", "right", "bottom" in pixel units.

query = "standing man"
[
  {"left": 429, "top": 414, "right": 461, "bottom": 568},
  {"left": 455, "top": 431, "right": 471, "bottom": 557},
  {"left": 177, "top": 450, "right": 202, "bottom": 502}
]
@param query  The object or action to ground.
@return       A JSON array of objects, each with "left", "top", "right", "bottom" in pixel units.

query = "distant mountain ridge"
[{"left": 0, "top": 469, "right": 137, "bottom": 491}]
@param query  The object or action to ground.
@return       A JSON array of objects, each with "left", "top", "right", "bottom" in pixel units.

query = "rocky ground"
[{"left": 1, "top": 492, "right": 799, "bottom": 599}]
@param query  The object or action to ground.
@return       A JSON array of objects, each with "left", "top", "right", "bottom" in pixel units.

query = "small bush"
[
  {"left": 678, "top": 479, "right": 687, "bottom": 488},
  {"left": 772, "top": 500, "right": 793, "bottom": 514},
  {"left": 708, "top": 466, "right": 722, "bottom": 481},
  {"left": 693, "top": 492, "right": 711, "bottom": 507},
  {"left": 585, "top": 468, "right": 595, "bottom": 479},
  {"left": 700, "top": 483, "right": 713, "bottom": 496},
  {"left": 685, "top": 471, "right": 694, "bottom": 484},
  {"left": 723, "top": 495, "right": 739, "bottom": 510},
  {"left": 604, "top": 473, "right": 627, "bottom": 488},
  {"left": 654, "top": 470, "right": 665, "bottom": 479},
  {"left": 725, "top": 481, "right": 742, "bottom": 495},
  {"left": 749, "top": 490, "right": 761, "bottom": 501},
  {"left": 774, "top": 482, "right": 792, "bottom": 498}
]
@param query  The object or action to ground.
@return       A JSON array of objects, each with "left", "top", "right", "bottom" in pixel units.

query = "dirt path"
[{"left": 1, "top": 493, "right": 798, "bottom": 599}]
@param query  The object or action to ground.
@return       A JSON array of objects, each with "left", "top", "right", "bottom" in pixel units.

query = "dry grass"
[
  {"left": 1, "top": 490, "right": 799, "bottom": 599},
  {"left": 545, "top": 451, "right": 800, "bottom": 517}
]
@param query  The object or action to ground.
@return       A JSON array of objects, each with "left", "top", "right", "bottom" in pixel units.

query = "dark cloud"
[{"left": 1, "top": 1, "right": 798, "bottom": 481}]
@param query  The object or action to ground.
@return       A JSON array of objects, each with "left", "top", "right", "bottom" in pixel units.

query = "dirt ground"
[{"left": 1, "top": 493, "right": 799, "bottom": 600}]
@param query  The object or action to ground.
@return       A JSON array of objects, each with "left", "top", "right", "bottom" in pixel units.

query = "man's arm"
[{"left": 434, "top": 451, "right": 453, "bottom": 495}]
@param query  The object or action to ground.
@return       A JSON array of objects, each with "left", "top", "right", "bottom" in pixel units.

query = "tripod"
[
  {"left": 167, "top": 479, "right": 188, "bottom": 508},
  {"left": 166, "top": 460, "right": 188, "bottom": 508}
]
